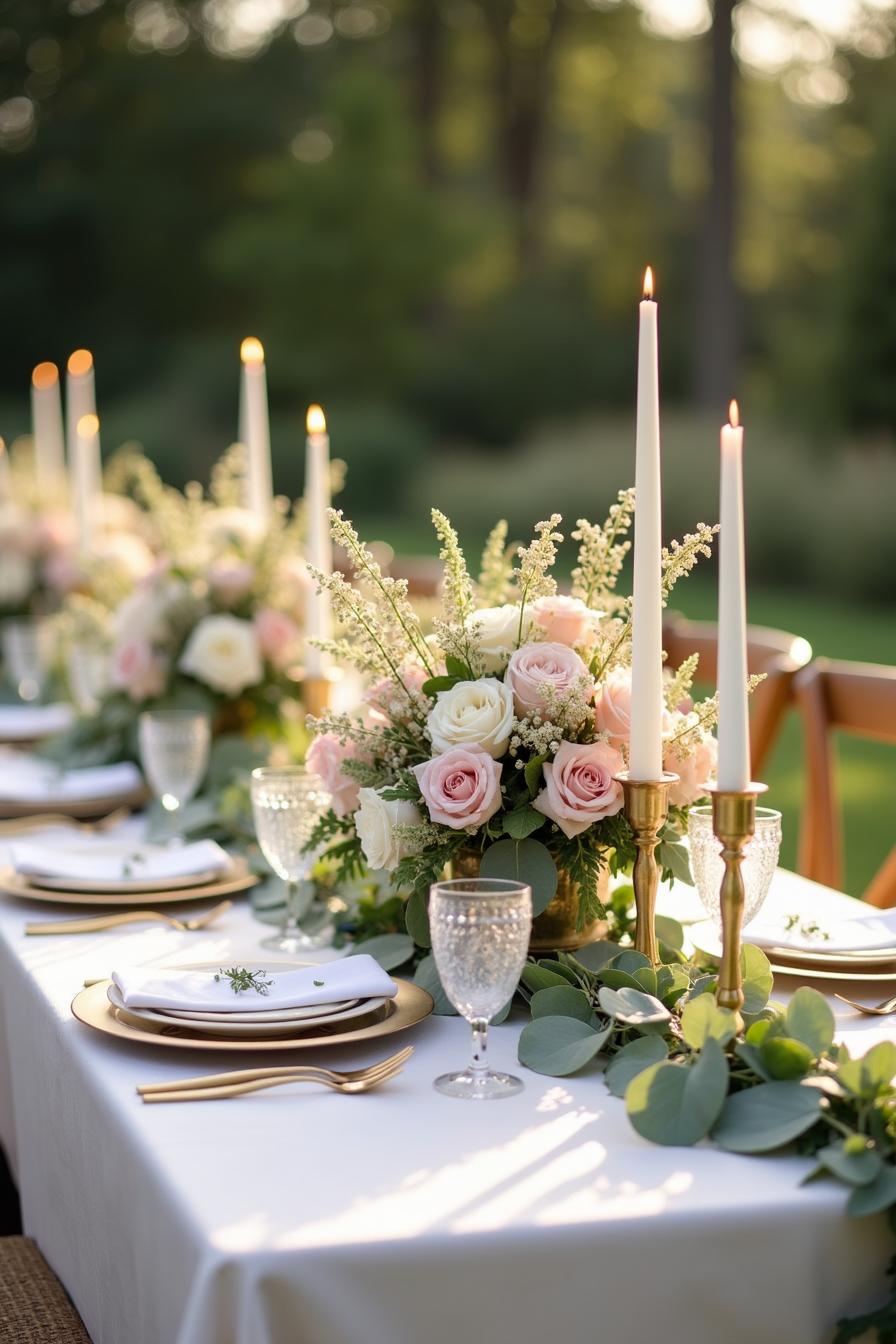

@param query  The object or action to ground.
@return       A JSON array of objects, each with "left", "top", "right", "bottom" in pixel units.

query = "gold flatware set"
[
  {"left": 137, "top": 1046, "right": 414, "bottom": 1103},
  {"left": 26, "top": 899, "right": 233, "bottom": 937},
  {"left": 0, "top": 807, "right": 131, "bottom": 837}
]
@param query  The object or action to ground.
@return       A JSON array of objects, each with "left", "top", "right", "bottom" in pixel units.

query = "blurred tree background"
[{"left": 1, "top": 0, "right": 895, "bottom": 579}]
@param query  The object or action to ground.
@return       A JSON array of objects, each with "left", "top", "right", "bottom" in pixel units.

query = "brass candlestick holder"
[
  {"left": 709, "top": 782, "right": 769, "bottom": 1027},
  {"left": 616, "top": 772, "right": 678, "bottom": 966}
]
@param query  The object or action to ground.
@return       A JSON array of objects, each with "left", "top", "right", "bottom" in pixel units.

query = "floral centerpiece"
[
  {"left": 52, "top": 446, "right": 320, "bottom": 765},
  {"left": 305, "top": 497, "right": 726, "bottom": 949}
]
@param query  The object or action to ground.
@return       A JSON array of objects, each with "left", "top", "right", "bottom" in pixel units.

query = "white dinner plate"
[
  {"left": 161, "top": 997, "right": 360, "bottom": 1024},
  {"left": 692, "top": 921, "right": 896, "bottom": 968},
  {"left": 106, "top": 985, "right": 389, "bottom": 1038}
]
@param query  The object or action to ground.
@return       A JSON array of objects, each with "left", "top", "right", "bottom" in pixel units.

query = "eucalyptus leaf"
[
  {"left": 609, "top": 950, "right": 654, "bottom": 974},
  {"left": 626, "top": 1039, "right": 728, "bottom": 1146},
  {"left": 205, "top": 733, "right": 267, "bottom": 791},
  {"left": 571, "top": 941, "right": 623, "bottom": 973},
  {"left": 520, "top": 963, "right": 570, "bottom": 993},
  {"left": 490, "top": 996, "right": 514, "bottom": 1025},
  {"left": 656, "top": 840, "right": 693, "bottom": 886},
  {"left": 479, "top": 838, "right": 558, "bottom": 916},
  {"left": 734, "top": 1042, "right": 774, "bottom": 1082},
  {"left": 740, "top": 945, "right": 774, "bottom": 1015},
  {"left": 760, "top": 1036, "right": 815, "bottom": 1081},
  {"left": 530, "top": 986, "right": 594, "bottom": 1023},
  {"left": 838, "top": 1042, "right": 896, "bottom": 1100},
  {"left": 445, "top": 655, "right": 472, "bottom": 680},
  {"left": 404, "top": 889, "right": 431, "bottom": 948},
  {"left": 846, "top": 1166, "right": 896, "bottom": 1218},
  {"left": 657, "top": 967, "right": 692, "bottom": 1009},
  {"left": 422, "top": 676, "right": 459, "bottom": 696},
  {"left": 537, "top": 958, "right": 581, "bottom": 986},
  {"left": 598, "top": 969, "right": 645, "bottom": 993},
  {"left": 503, "top": 807, "right": 545, "bottom": 841},
  {"left": 632, "top": 966, "right": 659, "bottom": 996},
  {"left": 598, "top": 985, "right": 671, "bottom": 1027},
  {"left": 413, "top": 955, "right": 456, "bottom": 1015},
  {"left": 524, "top": 754, "right": 548, "bottom": 798},
  {"left": 654, "top": 915, "right": 685, "bottom": 951},
  {"left": 355, "top": 933, "right": 415, "bottom": 971},
  {"left": 817, "top": 1140, "right": 883, "bottom": 1188},
  {"left": 711, "top": 1081, "right": 822, "bottom": 1153},
  {"left": 518, "top": 1016, "right": 611, "bottom": 1077},
  {"left": 784, "top": 987, "right": 835, "bottom": 1057},
  {"left": 680, "top": 996, "right": 738, "bottom": 1050},
  {"left": 604, "top": 1036, "right": 668, "bottom": 1099}
]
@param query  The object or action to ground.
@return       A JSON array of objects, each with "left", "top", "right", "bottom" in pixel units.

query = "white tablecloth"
[{"left": 0, "top": 833, "right": 891, "bottom": 1344}]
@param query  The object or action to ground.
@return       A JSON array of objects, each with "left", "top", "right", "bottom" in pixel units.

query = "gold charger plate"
[
  {"left": 0, "top": 785, "right": 148, "bottom": 821},
  {"left": 71, "top": 976, "right": 434, "bottom": 1052},
  {"left": 0, "top": 859, "right": 258, "bottom": 907}
]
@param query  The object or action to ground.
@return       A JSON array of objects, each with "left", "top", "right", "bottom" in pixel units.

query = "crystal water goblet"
[
  {"left": 138, "top": 710, "right": 211, "bottom": 840},
  {"left": 2, "top": 617, "right": 52, "bottom": 702},
  {"left": 688, "top": 805, "right": 783, "bottom": 932},
  {"left": 430, "top": 877, "right": 532, "bottom": 1100},
  {"left": 66, "top": 643, "right": 109, "bottom": 715},
  {"left": 250, "top": 766, "right": 334, "bottom": 953}
]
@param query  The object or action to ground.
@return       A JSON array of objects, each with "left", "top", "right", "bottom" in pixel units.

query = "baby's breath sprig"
[
  {"left": 665, "top": 652, "right": 700, "bottom": 711},
  {"left": 511, "top": 516, "right": 562, "bottom": 641},
  {"left": 661, "top": 524, "right": 719, "bottom": 603},
  {"left": 478, "top": 520, "right": 514, "bottom": 607},
  {"left": 571, "top": 488, "right": 635, "bottom": 612}
]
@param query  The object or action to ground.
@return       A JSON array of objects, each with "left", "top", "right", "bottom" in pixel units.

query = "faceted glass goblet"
[
  {"left": 2, "top": 617, "right": 52, "bottom": 703},
  {"left": 430, "top": 878, "right": 532, "bottom": 1100},
  {"left": 688, "top": 805, "right": 782, "bottom": 932},
  {"left": 138, "top": 710, "right": 211, "bottom": 840},
  {"left": 250, "top": 766, "right": 334, "bottom": 953}
]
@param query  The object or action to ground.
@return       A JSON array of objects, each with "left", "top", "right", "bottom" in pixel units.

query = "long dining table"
[{"left": 0, "top": 822, "right": 892, "bottom": 1344}]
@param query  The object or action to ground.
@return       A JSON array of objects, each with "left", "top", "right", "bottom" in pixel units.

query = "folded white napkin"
[
  {"left": 0, "top": 757, "right": 142, "bottom": 803},
  {"left": 112, "top": 954, "right": 397, "bottom": 1014},
  {"left": 10, "top": 839, "right": 230, "bottom": 883},
  {"left": 744, "top": 907, "right": 896, "bottom": 954},
  {"left": 0, "top": 704, "right": 74, "bottom": 741}
]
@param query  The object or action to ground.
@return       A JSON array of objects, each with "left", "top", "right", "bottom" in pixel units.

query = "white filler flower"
[{"left": 180, "top": 614, "right": 263, "bottom": 695}]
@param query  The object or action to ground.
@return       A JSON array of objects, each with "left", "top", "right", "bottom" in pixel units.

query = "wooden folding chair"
[
  {"left": 662, "top": 612, "right": 812, "bottom": 778},
  {"left": 794, "top": 658, "right": 896, "bottom": 906}
]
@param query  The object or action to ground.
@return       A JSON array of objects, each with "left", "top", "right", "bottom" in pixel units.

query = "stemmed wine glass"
[
  {"left": 138, "top": 710, "right": 211, "bottom": 841},
  {"left": 2, "top": 617, "right": 52, "bottom": 703},
  {"left": 430, "top": 877, "right": 532, "bottom": 1100},
  {"left": 250, "top": 766, "right": 334, "bottom": 953},
  {"left": 688, "top": 805, "right": 782, "bottom": 932}
]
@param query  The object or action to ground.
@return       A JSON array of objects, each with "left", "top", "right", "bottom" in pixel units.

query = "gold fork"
[
  {"left": 835, "top": 991, "right": 896, "bottom": 1017},
  {"left": 0, "top": 806, "right": 132, "bottom": 837},
  {"left": 138, "top": 1046, "right": 414, "bottom": 1104},
  {"left": 26, "top": 899, "right": 234, "bottom": 937}
]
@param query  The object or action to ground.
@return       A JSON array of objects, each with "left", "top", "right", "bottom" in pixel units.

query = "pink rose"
[
  {"left": 531, "top": 595, "right": 602, "bottom": 648},
  {"left": 532, "top": 739, "right": 624, "bottom": 838},
  {"left": 208, "top": 561, "right": 254, "bottom": 605},
  {"left": 110, "top": 639, "right": 169, "bottom": 703},
  {"left": 505, "top": 642, "right": 591, "bottom": 717},
  {"left": 413, "top": 746, "right": 502, "bottom": 830},
  {"left": 365, "top": 664, "right": 431, "bottom": 725},
  {"left": 253, "top": 608, "right": 300, "bottom": 669},
  {"left": 664, "top": 732, "right": 718, "bottom": 808},
  {"left": 43, "top": 546, "right": 82, "bottom": 595},
  {"left": 593, "top": 670, "right": 632, "bottom": 747},
  {"left": 307, "top": 733, "right": 362, "bottom": 818}
]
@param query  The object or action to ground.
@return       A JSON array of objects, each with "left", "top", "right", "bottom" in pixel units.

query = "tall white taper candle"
[
  {"left": 717, "top": 400, "right": 750, "bottom": 790},
  {"left": 31, "top": 363, "right": 65, "bottom": 489},
  {"left": 240, "top": 338, "right": 272, "bottom": 525},
  {"left": 629, "top": 267, "right": 664, "bottom": 780},
  {"left": 304, "top": 404, "right": 332, "bottom": 679},
  {"left": 66, "top": 350, "right": 101, "bottom": 513},
  {"left": 73, "top": 414, "right": 101, "bottom": 552}
]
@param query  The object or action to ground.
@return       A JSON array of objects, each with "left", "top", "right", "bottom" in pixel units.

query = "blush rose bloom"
[
  {"left": 413, "top": 746, "right": 503, "bottom": 830},
  {"left": 179, "top": 615, "right": 263, "bottom": 696},
  {"left": 208, "top": 561, "right": 255, "bottom": 606},
  {"left": 664, "top": 731, "right": 718, "bottom": 808},
  {"left": 110, "top": 639, "right": 169, "bottom": 703},
  {"left": 306, "top": 733, "right": 362, "bottom": 818},
  {"left": 505, "top": 642, "right": 591, "bottom": 717},
  {"left": 426, "top": 677, "right": 513, "bottom": 759},
  {"left": 354, "top": 788, "right": 422, "bottom": 872},
  {"left": 253, "top": 608, "right": 301, "bottom": 669},
  {"left": 532, "top": 739, "right": 625, "bottom": 838},
  {"left": 593, "top": 670, "right": 633, "bottom": 747},
  {"left": 465, "top": 604, "right": 534, "bottom": 674},
  {"left": 365, "top": 664, "right": 430, "bottom": 725},
  {"left": 531, "top": 595, "right": 602, "bottom": 649}
]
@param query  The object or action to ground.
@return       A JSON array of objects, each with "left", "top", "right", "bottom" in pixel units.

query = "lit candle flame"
[
  {"left": 32, "top": 362, "right": 59, "bottom": 390},
  {"left": 728, "top": 399, "right": 739, "bottom": 429},
  {"left": 67, "top": 349, "right": 93, "bottom": 377},
  {"left": 643, "top": 266, "right": 654, "bottom": 300},
  {"left": 77, "top": 413, "right": 99, "bottom": 438},
  {"left": 306, "top": 404, "right": 326, "bottom": 435},
  {"left": 240, "top": 337, "right": 264, "bottom": 364}
]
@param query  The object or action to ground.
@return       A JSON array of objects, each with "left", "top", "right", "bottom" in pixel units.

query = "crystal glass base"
[
  {"left": 260, "top": 920, "right": 335, "bottom": 954},
  {"left": 434, "top": 1069, "right": 524, "bottom": 1100}
]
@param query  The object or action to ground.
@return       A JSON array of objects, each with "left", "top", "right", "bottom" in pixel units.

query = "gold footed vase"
[{"left": 451, "top": 848, "right": 608, "bottom": 953}]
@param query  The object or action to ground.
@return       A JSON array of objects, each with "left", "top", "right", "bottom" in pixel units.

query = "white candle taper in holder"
[
  {"left": 629, "top": 266, "right": 664, "bottom": 780},
  {"left": 31, "top": 363, "right": 65, "bottom": 489},
  {"left": 73, "top": 414, "right": 101, "bottom": 552},
  {"left": 304, "top": 404, "right": 332, "bottom": 680},
  {"left": 66, "top": 350, "right": 100, "bottom": 511},
  {"left": 717, "top": 400, "right": 751, "bottom": 791},
  {"left": 240, "top": 338, "right": 272, "bottom": 525}
]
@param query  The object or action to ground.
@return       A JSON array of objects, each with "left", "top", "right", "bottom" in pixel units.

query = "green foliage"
[{"left": 479, "top": 838, "right": 558, "bottom": 917}]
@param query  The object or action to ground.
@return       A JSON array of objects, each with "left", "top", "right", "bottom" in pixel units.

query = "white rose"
[
  {"left": 354, "top": 787, "right": 423, "bottom": 872},
  {"left": 427, "top": 677, "right": 514, "bottom": 759},
  {"left": 466, "top": 604, "right": 534, "bottom": 673},
  {"left": 0, "top": 551, "right": 33, "bottom": 606},
  {"left": 180, "top": 614, "right": 263, "bottom": 695}
]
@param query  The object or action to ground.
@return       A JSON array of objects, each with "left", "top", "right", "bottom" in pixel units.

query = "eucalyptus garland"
[{"left": 515, "top": 926, "right": 896, "bottom": 1344}]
